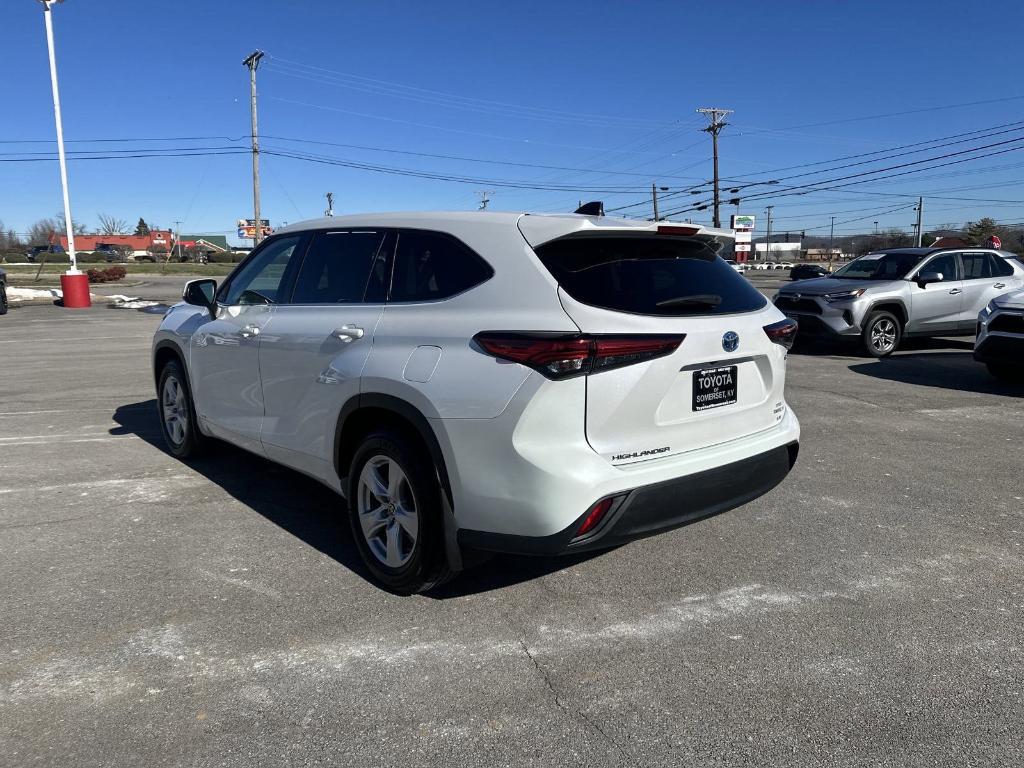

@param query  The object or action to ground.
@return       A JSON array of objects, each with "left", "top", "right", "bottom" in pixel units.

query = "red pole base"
[{"left": 60, "top": 272, "right": 92, "bottom": 308}]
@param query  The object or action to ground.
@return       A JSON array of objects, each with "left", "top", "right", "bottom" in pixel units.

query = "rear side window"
[
  {"left": 992, "top": 254, "right": 1016, "bottom": 277},
  {"left": 961, "top": 253, "right": 992, "bottom": 279},
  {"left": 389, "top": 230, "right": 493, "bottom": 302},
  {"left": 535, "top": 236, "right": 767, "bottom": 316},
  {"left": 291, "top": 230, "right": 386, "bottom": 304}
]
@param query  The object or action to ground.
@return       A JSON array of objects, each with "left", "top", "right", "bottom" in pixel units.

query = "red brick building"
[{"left": 57, "top": 230, "right": 173, "bottom": 256}]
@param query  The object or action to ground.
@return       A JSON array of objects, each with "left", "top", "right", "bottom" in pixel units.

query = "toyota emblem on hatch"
[{"left": 722, "top": 331, "right": 739, "bottom": 352}]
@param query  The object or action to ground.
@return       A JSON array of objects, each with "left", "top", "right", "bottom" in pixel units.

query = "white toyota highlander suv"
[{"left": 152, "top": 212, "right": 801, "bottom": 593}]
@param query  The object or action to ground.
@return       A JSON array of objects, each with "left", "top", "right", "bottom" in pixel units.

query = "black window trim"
[
  {"left": 215, "top": 231, "right": 311, "bottom": 307},
  {"left": 282, "top": 228, "right": 391, "bottom": 306},
  {"left": 385, "top": 228, "right": 495, "bottom": 304}
]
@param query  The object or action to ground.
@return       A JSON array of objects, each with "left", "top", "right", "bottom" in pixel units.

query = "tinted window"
[
  {"left": 992, "top": 254, "right": 1015, "bottom": 277},
  {"left": 389, "top": 230, "right": 492, "bottom": 302},
  {"left": 536, "top": 236, "right": 767, "bottom": 316},
  {"left": 961, "top": 253, "right": 991, "bottom": 280},
  {"left": 920, "top": 253, "right": 959, "bottom": 282},
  {"left": 831, "top": 252, "right": 922, "bottom": 280},
  {"left": 291, "top": 231, "right": 386, "bottom": 304},
  {"left": 221, "top": 235, "right": 303, "bottom": 305}
]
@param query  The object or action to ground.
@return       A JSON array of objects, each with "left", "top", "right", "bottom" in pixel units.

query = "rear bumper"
[{"left": 458, "top": 441, "right": 798, "bottom": 556}]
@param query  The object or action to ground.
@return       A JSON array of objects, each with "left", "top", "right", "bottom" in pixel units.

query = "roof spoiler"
[{"left": 574, "top": 201, "right": 604, "bottom": 217}]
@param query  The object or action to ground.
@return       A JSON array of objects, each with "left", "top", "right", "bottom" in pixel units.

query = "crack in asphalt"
[{"left": 517, "top": 638, "right": 633, "bottom": 766}]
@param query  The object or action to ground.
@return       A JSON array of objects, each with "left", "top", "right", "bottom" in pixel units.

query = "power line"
[{"left": 264, "top": 55, "right": 669, "bottom": 129}]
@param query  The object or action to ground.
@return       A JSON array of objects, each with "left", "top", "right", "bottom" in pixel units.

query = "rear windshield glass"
[
  {"left": 535, "top": 235, "right": 767, "bottom": 316},
  {"left": 831, "top": 252, "right": 922, "bottom": 280}
]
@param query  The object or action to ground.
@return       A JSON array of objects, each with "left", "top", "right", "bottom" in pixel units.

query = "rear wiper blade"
[{"left": 656, "top": 294, "right": 722, "bottom": 308}]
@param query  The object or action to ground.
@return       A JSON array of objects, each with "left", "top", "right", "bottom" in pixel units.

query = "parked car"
[
  {"left": 26, "top": 244, "right": 65, "bottom": 263},
  {"left": 0, "top": 266, "right": 7, "bottom": 315},
  {"left": 724, "top": 259, "right": 745, "bottom": 274},
  {"left": 152, "top": 212, "right": 801, "bottom": 593},
  {"left": 790, "top": 264, "right": 831, "bottom": 281},
  {"left": 773, "top": 247, "right": 1024, "bottom": 357},
  {"left": 975, "top": 287, "right": 1024, "bottom": 382},
  {"left": 94, "top": 244, "right": 132, "bottom": 263}
]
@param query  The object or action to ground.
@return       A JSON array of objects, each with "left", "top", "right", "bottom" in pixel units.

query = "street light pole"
[
  {"left": 765, "top": 205, "right": 774, "bottom": 263},
  {"left": 39, "top": 0, "right": 77, "bottom": 274}
]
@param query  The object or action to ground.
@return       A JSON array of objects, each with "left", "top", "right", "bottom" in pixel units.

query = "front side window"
[
  {"left": 919, "top": 253, "right": 959, "bottom": 282},
  {"left": 291, "top": 231, "right": 386, "bottom": 304},
  {"left": 831, "top": 252, "right": 923, "bottom": 280},
  {"left": 389, "top": 230, "right": 493, "bottom": 302},
  {"left": 220, "top": 235, "right": 303, "bottom": 306},
  {"left": 960, "top": 253, "right": 992, "bottom": 280}
]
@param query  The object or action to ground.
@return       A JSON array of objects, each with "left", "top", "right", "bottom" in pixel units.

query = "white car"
[
  {"left": 975, "top": 285, "right": 1024, "bottom": 382},
  {"left": 724, "top": 259, "right": 745, "bottom": 274},
  {"left": 152, "top": 212, "right": 801, "bottom": 593}
]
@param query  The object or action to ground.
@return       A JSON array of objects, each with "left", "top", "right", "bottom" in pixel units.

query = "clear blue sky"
[{"left": 3, "top": 0, "right": 1024, "bottom": 244}]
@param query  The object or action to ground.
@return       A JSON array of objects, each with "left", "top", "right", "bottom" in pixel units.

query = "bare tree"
[
  {"left": 98, "top": 213, "right": 129, "bottom": 235},
  {"left": 28, "top": 218, "right": 59, "bottom": 245}
]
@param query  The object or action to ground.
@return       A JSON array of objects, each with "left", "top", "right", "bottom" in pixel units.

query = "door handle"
[
  {"left": 948, "top": 288, "right": 962, "bottom": 295},
  {"left": 994, "top": 283, "right": 1006, "bottom": 289},
  {"left": 240, "top": 324, "right": 261, "bottom": 339},
  {"left": 333, "top": 325, "right": 365, "bottom": 343}
]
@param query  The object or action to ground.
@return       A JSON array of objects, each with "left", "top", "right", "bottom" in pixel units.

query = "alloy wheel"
[
  {"left": 356, "top": 455, "right": 419, "bottom": 569},
  {"left": 870, "top": 318, "right": 897, "bottom": 354},
  {"left": 161, "top": 375, "right": 188, "bottom": 446}
]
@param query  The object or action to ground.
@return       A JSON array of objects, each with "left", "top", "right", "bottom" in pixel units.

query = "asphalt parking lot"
[{"left": 2, "top": 294, "right": 1023, "bottom": 767}]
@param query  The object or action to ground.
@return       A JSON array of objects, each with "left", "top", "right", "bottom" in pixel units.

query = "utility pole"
[
  {"left": 242, "top": 50, "right": 265, "bottom": 245},
  {"left": 477, "top": 190, "right": 493, "bottom": 211},
  {"left": 696, "top": 107, "right": 733, "bottom": 229},
  {"left": 173, "top": 220, "right": 182, "bottom": 263},
  {"left": 325, "top": 192, "right": 334, "bottom": 217},
  {"left": 764, "top": 205, "right": 774, "bottom": 263},
  {"left": 829, "top": 216, "right": 836, "bottom": 271},
  {"left": 914, "top": 197, "right": 924, "bottom": 247}
]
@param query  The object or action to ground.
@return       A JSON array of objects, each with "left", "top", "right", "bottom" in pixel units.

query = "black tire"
[
  {"left": 347, "top": 430, "right": 452, "bottom": 595},
  {"left": 986, "top": 361, "right": 1024, "bottom": 384},
  {"left": 862, "top": 310, "right": 901, "bottom": 358},
  {"left": 157, "top": 359, "right": 205, "bottom": 458},
  {"left": 0, "top": 282, "right": 7, "bottom": 315}
]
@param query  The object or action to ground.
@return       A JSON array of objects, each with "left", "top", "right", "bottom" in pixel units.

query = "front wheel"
[
  {"left": 986, "top": 361, "right": 1024, "bottom": 384},
  {"left": 157, "top": 360, "right": 206, "bottom": 458},
  {"left": 862, "top": 311, "right": 901, "bottom": 358},
  {"left": 348, "top": 431, "right": 452, "bottom": 595}
]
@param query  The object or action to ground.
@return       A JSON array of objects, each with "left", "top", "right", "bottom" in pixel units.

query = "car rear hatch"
[{"left": 519, "top": 216, "right": 787, "bottom": 465}]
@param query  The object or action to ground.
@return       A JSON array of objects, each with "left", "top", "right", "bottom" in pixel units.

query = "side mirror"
[
  {"left": 916, "top": 271, "right": 942, "bottom": 289},
  {"left": 183, "top": 278, "right": 217, "bottom": 313}
]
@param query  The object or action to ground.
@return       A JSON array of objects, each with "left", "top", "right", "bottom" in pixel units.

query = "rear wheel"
[
  {"left": 348, "top": 430, "right": 452, "bottom": 594},
  {"left": 862, "top": 311, "right": 901, "bottom": 358},
  {"left": 986, "top": 361, "right": 1024, "bottom": 384},
  {"left": 0, "top": 282, "right": 8, "bottom": 315},
  {"left": 157, "top": 360, "right": 205, "bottom": 458}
]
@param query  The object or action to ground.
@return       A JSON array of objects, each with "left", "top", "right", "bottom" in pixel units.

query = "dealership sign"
[{"left": 731, "top": 214, "right": 755, "bottom": 231}]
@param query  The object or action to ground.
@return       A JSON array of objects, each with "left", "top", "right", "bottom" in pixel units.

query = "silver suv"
[{"left": 773, "top": 247, "right": 1024, "bottom": 356}]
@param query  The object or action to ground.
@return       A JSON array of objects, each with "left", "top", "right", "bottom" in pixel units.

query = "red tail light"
[
  {"left": 575, "top": 497, "right": 614, "bottom": 538},
  {"left": 763, "top": 318, "right": 798, "bottom": 350},
  {"left": 474, "top": 333, "right": 685, "bottom": 380}
]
